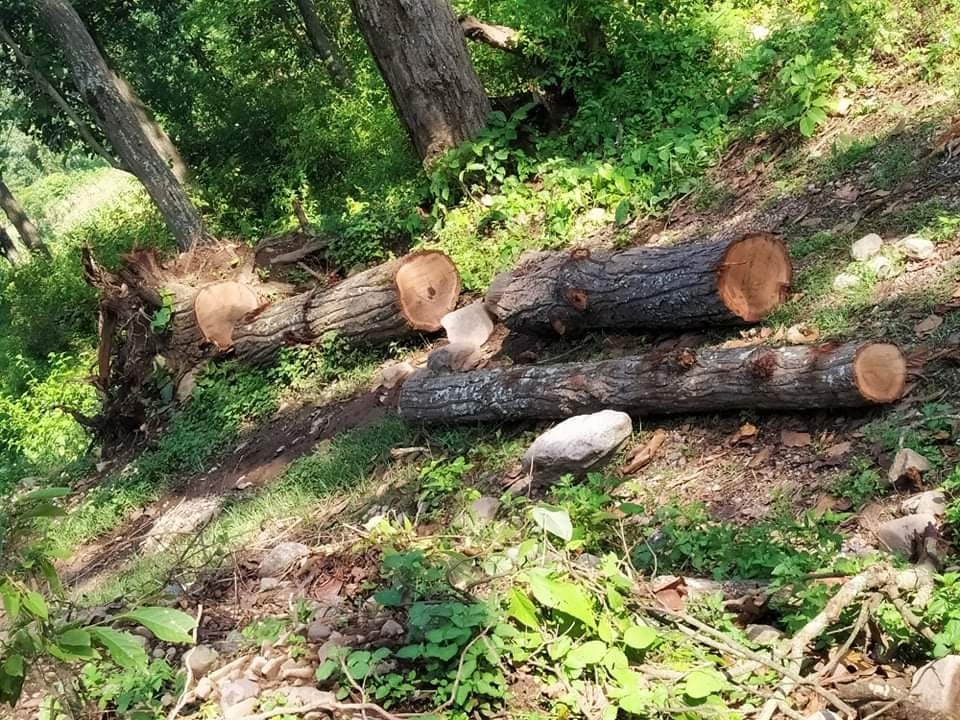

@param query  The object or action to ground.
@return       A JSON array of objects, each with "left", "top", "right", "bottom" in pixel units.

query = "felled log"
[
  {"left": 486, "top": 233, "right": 792, "bottom": 336},
  {"left": 231, "top": 251, "right": 460, "bottom": 363},
  {"left": 399, "top": 341, "right": 906, "bottom": 423}
]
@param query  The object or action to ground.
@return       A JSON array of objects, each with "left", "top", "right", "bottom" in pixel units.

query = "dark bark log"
[
  {"left": 294, "top": 0, "right": 350, "bottom": 87},
  {"left": 0, "top": 23, "right": 123, "bottom": 170},
  {"left": 0, "top": 177, "right": 46, "bottom": 254},
  {"left": 0, "top": 226, "right": 26, "bottom": 266},
  {"left": 459, "top": 15, "right": 519, "bottom": 52},
  {"left": 486, "top": 233, "right": 793, "bottom": 336},
  {"left": 399, "top": 341, "right": 907, "bottom": 424},
  {"left": 231, "top": 251, "right": 461, "bottom": 363},
  {"left": 350, "top": 0, "right": 491, "bottom": 163},
  {"left": 36, "top": 0, "right": 209, "bottom": 251}
]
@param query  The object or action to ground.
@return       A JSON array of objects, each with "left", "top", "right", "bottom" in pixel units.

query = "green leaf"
[
  {"left": 2, "top": 655, "right": 24, "bottom": 677},
  {"left": 798, "top": 113, "right": 816, "bottom": 137},
  {"left": 619, "top": 690, "right": 652, "bottom": 714},
  {"left": 395, "top": 644, "right": 423, "bottom": 659},
  {"left": 614, "top": 198, "right": 632, "bottom": 225},
  {"left": 602, "top": 647, "right": 628, "bottom": 671},
  {"left": 119, "top": 607, "right": 196, "bottom": 644},
  {"left": 58, "top": 628, "right": 92, "bottom": 649},
  {"left": 597, "top": 616, "right": 615, "bottom": 643},
  {"left": 530, "top": 505, "right": 573, "bottom": 542},
  {"left": 565, "top": 640, "right": 608, "bottom": 668},
  {"left": 684, "top": 669, "right": 725, "bottom": 699},
  {"left": 623, "top": 624, "right": 658, "bottom": 650},
  {"left": 528, "top": 572, "right": 595, "bottom": 628},
  {"left": 21, "top": 591, "right": 47, "bottom": 620},
  {"left": 20, "top": 487, "right": 71, "bottom": 501},
  {"left": 90, "top": 628, "right": 148, "bottom": 670},
  {"left": 508, "top": 589, "right": 539, "bottom": 630},
  {"left": 1, "top": 586, "right": 20, "bottom": 620},
  {"left": 374, "top": 588, "right": 403, "bottom": 607},
  {"left": 425, "top": 643, "right": 459, "bottom": 661}
]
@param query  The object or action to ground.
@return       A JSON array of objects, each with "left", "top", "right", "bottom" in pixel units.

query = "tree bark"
[
  {"left": 0, "top": 23, "right": 123, "bottom": 170},
  {"left": 350, "top": 0, "right": 491, "bottom": 164},
  {"left": 0, "top": 226, "right": 26, "bottom": 265},
  {"left": 486, "top": 233, "right": 793, "bottom": 336},
  {"left": 36, "top": 0, "right": 209, "bottom": 251},
  {"left": 459, "top": 15, "right": 519, "bottom": 52},
  {"left": 0, "top": 176, "right": 46, "bottom": 254},
  {"left": 399, "top": 341, "right": 907, "bottom": 424},
  {"left": 231, "top": 251, "right": 460, "bottom": 363},
  {"left": 294, "top": 0, "right": 350, "bottom": 87}
]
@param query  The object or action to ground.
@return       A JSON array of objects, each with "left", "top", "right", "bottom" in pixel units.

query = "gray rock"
[
  {"left": 441, "top": 303, "right": 494, "bottom": 348},
  {"left": 468, "top": 496, "right": 500, "bottom": 522},
  {"left": 888, "top": 448, "right": 932, "bottom": 485},
  {"left": 804, "top": 712, "right": 839, "bottom": 720},
  {"left": 746, "top": 624, "right": 782, "bottom": 646},
  {"left": 218, "top": 678, "right": 260, "bottom": 707},
  {"left": 186, "top": 644, "right": 219, "bottom": 677},
  {"left": 832, "top": 272, "right": 860, "bottom": 292},
  {"left": 222, "top": 697, "right": 258, "bottom": 720},
  {"left": 194, "top": 676, "right": 214, "bottom": 700},
  {"left": 522, "top": 410, "right": 633, "bottom": 480},
  {"left": 307, "top": 621, "right": 332, "bottom": 642},
  {"left": 275, "top": 686, "right": 336, "bottom": 707},
  {"left": 867, "top": 254, "right": 894, "bottom": 279},
  {"left": 910, "top": 655, "right": 960, "bottom": 714},
  {"left": 877, "top": 513, "right": 938, "bottom": 556},
  {"left": 851, "top": 233, "right": 883, "bottom": 260},
  {"left": 901, "top": 490, "right": 947, "bottom": 517},
  {"left": 426, "top": 342, "right": 482, "bottom": 373},
  {"left": 152, "top": 647, "right": 166, "bottom": 659},
  {"left": 259, "top": 577, "right": 282, "bottom": 592},
  {"left": 381, "top": 618, "right": 404, "bottom": 637},
  {"left": 258, "top": 542, "right": 310, "bottom": 578},
  {"left": 213, "top": 630, "right": 244, "bottom": 655},
  {"left": 900, "top": 234, "right": 936, "bottom": 260}
]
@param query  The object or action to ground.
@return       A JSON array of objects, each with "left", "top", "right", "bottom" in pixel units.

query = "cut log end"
[
  {"left": 194, "top": 281, "right": 259, "bottom": 349},
  {"left": 717, "top": 233, "right": 792, "bottom": 322},
  {"left": 395, "top": 251, "right": 461, "bottom": 332},
  {"left": 853, "top": 342, "right": 907, "bottom": 403}
]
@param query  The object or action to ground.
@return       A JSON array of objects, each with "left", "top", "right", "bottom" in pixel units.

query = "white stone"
[
  {"left": 902, "top": 490, "right": 947, "bottom": 517},
  {"left": 441, "top": 303, "right": 495, "bottom": 348},
  {"left": 275, "top": 686, "right": 336, "bottom": 707},
  {"left": 745, "top": 624, "right": 782, "bottom": 646},
  {"left": 851, "top": 233, "right": 883, "bottom": 260},
  {"left": 867, "top": 255, "right": 893, "bottom": 279},
  {"left": 522, "top": 410, "right": 633, "bottom": 479},
  {"left": 877, "top": 513, "right": 938, "bottom": 556},
  {"left": 194, "top": 676, "right": 214, "bottom": 700},
  {"left": 380, "top": 619, "right": 404, "bottom": 637},
  {"left": 832, "top": 272, "right": 860, "bottom": 292},
  {"left": 468, "top": 496, "right": 500, "bottom": 522},
  {"left": 218, "top": 678, "right": 260, "bottom": 707},
  {"left": 259, "top": 542, "right": 310, "bottom": 578},
  {"left": 426, "top": 342, "right": 482, "bottom": 373},
  {"left": 888, "top": 448, "right": 932, "bottom": 485},
  {"left": 185, "top": 644, "right": 220, "bottom": 677},
  {"left": 377, "top": 362, "right": 415, "bottom": 390},
  {"left": 911, "top": 655, "right": 960, "bottom": 714},
  {"left": 307, "top": 621, "right": 332, "bottom": 642},
  {"left": 260, "top": 656, "right": 285, "bottom": 680},
  {"left": 222, "top": 697, "right": 258, "bottom": 720},
  {"left": 900, "top": 234, "right": 936, "bottom": 260},
  {"left": 804, "top": 712, "right": 839, "bottom": 720}
]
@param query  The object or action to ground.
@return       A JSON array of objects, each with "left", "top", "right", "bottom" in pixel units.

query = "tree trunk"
[
  {"left": 294, "top": 0, "right": 350, "bottom": 87},
  {"left": 486, "top": 233, "right": 793, "bottom": 336},
  {"left": 399, "top": 341, "right": 907, "bottom": 424},
  {"left": 350, "top": 0, "right": 491, "bottom": 163},
  {"left": 231, "top": 251, "right": 460, "bottom": 363},
  {"left": 0, "top": 177, "right": 46, "bottom": 254},
  {"left": 0, "top": 23, "right": 123, "bottom": 170},
  {"left": 36, "top": 0, "right": 209, "bottom": 251},
  {"left": 0, "top": 226, "right": 27, "bottom": 266}
]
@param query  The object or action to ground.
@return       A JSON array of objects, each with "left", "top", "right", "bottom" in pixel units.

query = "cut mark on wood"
[
  {"left": 717, "top": 232, "right": 792, "bottom": 322},
  {"left": 394, "top": 251, "right": 461, "bottom": 332},
  {"left": 194, "top": 281, "right": 259, "bottom": 350},
  {"left": 853, "top": 342, "right": 906, "bottom": 403}
]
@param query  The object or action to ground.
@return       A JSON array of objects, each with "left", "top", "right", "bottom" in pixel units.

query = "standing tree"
[
  {"left": 294, "top": 0, "right": 350, "bottom": 87},
  {"left": 0, "top": 175, "right": 46, "bottom": 254},
  {"left": 35, "top": 0, "right": 210, "bottom": 251},
  {"left": 350, "top": 0, "right": 491, "bottom": 164},
  {"left": 0, "top": 225, "right": 26, "bottom": 265}
]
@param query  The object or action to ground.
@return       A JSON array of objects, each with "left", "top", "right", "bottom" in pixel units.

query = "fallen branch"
[{"left": 459, "top": 15, "right": 519, "bottom": 51}]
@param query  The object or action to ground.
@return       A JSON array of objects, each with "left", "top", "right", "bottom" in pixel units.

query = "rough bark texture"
[
  {"left": 0, "top": 23, "right": 122, "bottom": 169},
  {"left": 0, "top": 226, "right": 26, "bottom": 265},
  {"left": 459, "top": 15, "right": 519, "bottom": 51},
  {"left": 37, "top": 0, "right": 208, "bottom": 250},
  {"left": 232, "top": 251, "right": 460, "bottom": 363},
  {"left": 0, "top": 177, "right": 46, "bottom": 253},
  {"left": 295, "top": 0, "right": 350, "bottom": 86},
  {"left": 350, "top": 0, "right": 491, "bottom": 163},
  {"left": 399, "top": 342, "right": 906, "bottom": 424},
  {"left": 486, "top": 233, "right": 792, "bottom": 336}
]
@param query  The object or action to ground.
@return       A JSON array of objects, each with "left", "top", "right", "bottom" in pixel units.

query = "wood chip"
[
  {"left": 620, "top": 429, "right": 668, "bottom": 475},
  {"left": 825, "top": 441, "right": 853, "bottom": 459},
  {"left": 748, "top": 446, "right": 773, "bottom": 468},
  {"left": 785, "top": 323, "right": 820, "bottom": 344},
  {"left": 781, "top": 430, "right": 812, "bottom": 447},
  {"left": 728, "top": 422, "right": 758, "bottom": 445},
  {"left": 914, "top": 314, "right": 944, "bottom": 335}
]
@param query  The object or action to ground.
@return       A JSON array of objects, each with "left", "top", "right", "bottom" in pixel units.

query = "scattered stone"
[
  {"left": 160, "top": 693, "right": 175, "bottom": 707},
  {"left": 441, "top": 303, "right": 495, "bottom": 348},
  {"left": 130, "top": 634, "right": 150, "bottom": 651},
  {"left": 248, "top": 656, "right": 268, "bottom": 676},
  {"left": 218, "top": 678, "right": 260, "bottom": 707},
  {"left": 910, "top": 655, "right": 960, "bottom": 715},
  {"left": 900, "top": 234, "right": 936, "bottom": 260},
  {"left": 377, "top": 361, "right": 416, "bottom": 390},
  {"left": 380, "top": 619, "right": 404, "bottom": 637},
  {"left": 832, "top": 272, "right": 859, "bottom": 292},
  {"left": 213, "top": 630, "right": 245, "bottom": 655},
  {"left": 235, "top": 475, "right": 253, "bottom": 490},
  {"left": 746, "top": 624, "right": 782, "bottom": 646},
  {"left": 867, "top": 254, "right": 893, "bottom": 279},
  {"left": 275, "top": 686, "right": 336, "bottom": 707},
  {"left": 259, "top": 542, "right": 310, "bottom": 578},
  {"left": 876, "top": 513, "right": 938, "bottom": 557},
  {"left": 194, "top": 676, "right": 214, "bottom": 701},
  {"left": 259, "top": 577, "right": 282, "bottom": 592},
  {"left": 281, "top": 664, "right": 315, "bottom": 681},
  {"left": 902, "top": 490, "right": 947, "bottom": 518},
  {"left": 152, "top": 647, "right": 166, "bottom": 659},
  {"left": 574, "top": 553, "right": 602, "bottom": 570},
  {"left": 804, "top": 712, "right": 839, "bottom": 720},
  {"left": 851, "top": 233, "right": 883, "bottom": 260},
  {"left": 426, "top": 342, "right": 482, "bottom": 373},
  {"left": 468, "top": 496, "right": 500, "bottom": 523},
  {"left": 888, "top": 448, "right": 932, "bottom": 486},
  {"left": 522, "top": 410, "right": 633, "bottom": 480},
  {"left": 260, "top": 656, "right": 285, "bottom": 681},
  {"left": 307, "top": 621, "right": 332, "bottom": 642},
  {"left": 222, "top": 697, "right": 258, "bottom": 720},
  {"left": 186, "top": 644, "right": 220, "bottom": 677}
]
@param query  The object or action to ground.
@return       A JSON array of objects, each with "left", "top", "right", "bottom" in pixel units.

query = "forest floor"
[{"left": 14, "top": 72, "right": 960, "bottom": 720}]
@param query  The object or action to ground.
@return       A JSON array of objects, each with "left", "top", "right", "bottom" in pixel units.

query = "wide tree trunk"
[
  {"left": 486, "top": 233, "right": 793, "bottom": 336},
  {"left": 350, "top": 0, "right": 491, "bottom": 163},
  {"left": 231, "top": 251, "right": 460, "bottom": 363},
  {"left": 399, "top": 342, "right": 907, "bottom": 423},
  {"left": 0, "top": 226, "right": 27, "bottom": 266},
  {"left": 0, "top": 177, "right": 46, "bottom": 254},
  {"left": 36, "top": 0, "right": 208, "bottom": 250},
  {"left": 294, "top": 0, "right": 350, "bottom": 87},
  {"left": 0, "top": 23, "right": 122, "bottom": 170}
]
